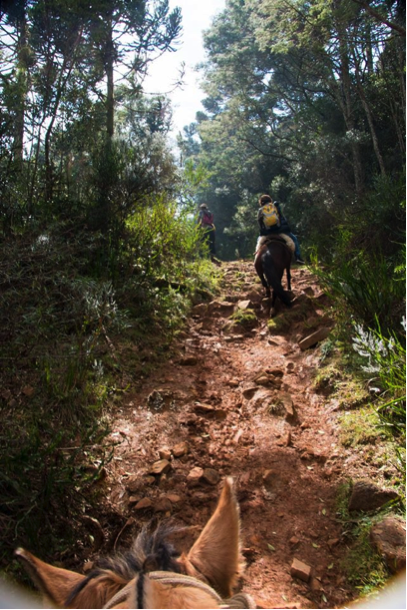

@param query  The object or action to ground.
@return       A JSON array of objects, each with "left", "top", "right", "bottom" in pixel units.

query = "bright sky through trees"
[{"left": 143, "top": 0, "right": 225, "bottom": 136}]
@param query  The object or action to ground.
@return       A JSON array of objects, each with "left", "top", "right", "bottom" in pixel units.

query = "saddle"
[{"left": 255, "top": 234, "right": 295, "bottom": 256}]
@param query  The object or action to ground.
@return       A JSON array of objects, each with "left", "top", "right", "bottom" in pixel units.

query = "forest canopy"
[{"left": 179, "top": 0, "right": 405, "bottom": 263}]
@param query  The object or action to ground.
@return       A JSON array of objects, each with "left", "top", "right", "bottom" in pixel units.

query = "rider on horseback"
[{"left": 257, "top": 194, "right": 305, "bottom": 264}]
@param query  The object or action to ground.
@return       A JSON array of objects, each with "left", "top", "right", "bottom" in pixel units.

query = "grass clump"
[
  {"left": 267, "top": 315, "right": 290, "bottom": 334},
  {"left": 335, "top": 483, "right": 391, "bottom": 598},
  {"left": 343, "top": 519, "right": 389, "bottom": 597},
  {"left": 230, "top": 308, "right": 257, "bottom": 329},
  {"left": 339, "top": 407, "right": 388, "bottom": 448},
  {"left": 313, "top": 363, "right": 342, "bottom": 394},
  {"left": 334, "top": 379, "right": 371, "bottom": 410}
]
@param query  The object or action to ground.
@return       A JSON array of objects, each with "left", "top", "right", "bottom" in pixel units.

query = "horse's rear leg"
[
  {"left": 254, "top": 253, "right": 271, "bottom": 297},
  {"left": 286, "top": 266, "right": 291, "bottom": 291},
  {"left": 258, "top": 273, "right": 270, "bottom": 298},
  {"left": 269, "top": 290, "right": 278, "bottom": 317}
]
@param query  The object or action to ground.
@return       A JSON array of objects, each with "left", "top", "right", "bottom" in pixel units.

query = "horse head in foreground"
[{"left": 15, "top": 478, "right": 255, "bottom": 609}]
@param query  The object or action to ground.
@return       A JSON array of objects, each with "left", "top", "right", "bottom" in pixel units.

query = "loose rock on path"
[{"left": 98, "top": 261, "right": 380, "bottom": 608}]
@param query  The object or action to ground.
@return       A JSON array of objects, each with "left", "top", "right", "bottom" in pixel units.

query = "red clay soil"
[{"left": 100, "top": 261, "right": 361, "bottom": 609}]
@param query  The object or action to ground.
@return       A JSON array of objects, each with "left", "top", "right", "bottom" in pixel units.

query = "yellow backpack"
[{"left": 261, "top": 202, "right": 280, "bottom": 228}]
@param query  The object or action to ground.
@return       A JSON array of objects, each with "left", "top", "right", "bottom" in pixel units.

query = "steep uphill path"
[{"left": 102, "top": 261, "right": 360, "bottom": 609}]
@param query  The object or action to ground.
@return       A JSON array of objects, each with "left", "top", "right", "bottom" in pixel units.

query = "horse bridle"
[{"left": 103, "top": 570, "right": 256, "bottom": 609}]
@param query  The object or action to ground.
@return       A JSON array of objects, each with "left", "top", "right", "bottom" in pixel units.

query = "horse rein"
[
  {"left": 103, "top": 570, "right": 256, "bottom": 609},
  {"left": 136, "top": 571, "right": 145, "bottom": 608}
]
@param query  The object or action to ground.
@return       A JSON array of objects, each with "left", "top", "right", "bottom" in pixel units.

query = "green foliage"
[
  {"left": 229, "top": 307, "right": 257, "bottom": 329},
  {"left": 0, "top": 229, "right": 120, "bottom": 566},
  {"left": 0, "top": 200, "right": 220, "bottom": 575},
  {"left": 342, "top": 517, "right": 389, "bottom": 597},
  {"left": 126, "top": 197, "right": 204, "bottom": 281},
  {"left": 338, "top": 173, "right": 406, "bottom": 262},
  {"left": 121, "top": 196, "right": 220, "bottom": 342},
  {"left": 179, "top": 0, "right": 405, "bottom": 263},
  {"left": 224, "top": 190, "right": 259, "bottom": 259},
  {"left": 339, "top": 407, "right": 388, "bottom": 448},
  {"left": 178, "top": 159, "right": 212, "bottom": 212},
  {"left": 312, "top": 251, "right": 405, "bottom": 335},
  {"left": 335, "top": 483, "right": 395, "bottom": 597},
  {"left": 0, "top": 0, "right": 182, "bottom": 233},
  {"left": 352, "top": 323, "right": 406, "bottom": 437}
]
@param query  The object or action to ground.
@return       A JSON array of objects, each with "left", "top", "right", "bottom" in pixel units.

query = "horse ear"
[
  {"left": 15, "top": 548, "right": 86, "bottom": 608},
  {"left": 15, "top": 548, "right": 128, "bottom": 609},
  {"left": 183, "top": 477, "right": 243, "bottom": 598}
]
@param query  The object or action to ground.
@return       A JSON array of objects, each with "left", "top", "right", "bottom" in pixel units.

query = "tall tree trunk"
[
  {"left": 333, "top": 2, "right": 364, "bottom": 196},
  {"left": 44, "top": 58, "right": 72, "bottom": 205},
  {"left": 355, "top": 76, "right": 386, "bottom": 176},
  {"left": 396, "top": 45, "right": 406, "bottom": 143},
  {"left": 13, "top": 3, "right": 28, "bottom": 167},
  {"left": 360, "top": 94, "right": 386, "bottom": 175},
  {"left": 378, "top": 33, "right": 405, "bottom": 158},
  {"left": 105, "top": 13, "right": 115, "bottom": 145},
  {"left": 389, "top": 97, "right": 406, "bottom": 156},
  {"left": 43, "top": 26, "right": 81, "bottom": 205}
]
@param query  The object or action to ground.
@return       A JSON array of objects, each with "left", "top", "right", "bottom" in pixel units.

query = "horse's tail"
[{"left": 262, "top": 249, "right": 292, "bottom": 306}]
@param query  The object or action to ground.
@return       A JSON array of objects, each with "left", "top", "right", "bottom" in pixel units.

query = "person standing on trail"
[
  {"left": 257, "top": 194, "right": 305, "bottom": 264},
  {"left": 198, "top": 203, "right": 217, "bottom": 260}
]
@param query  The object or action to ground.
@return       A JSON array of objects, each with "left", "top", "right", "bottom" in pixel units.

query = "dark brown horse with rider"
[{"left": 254, "top": 235, "right": 293, "bottom": 316}]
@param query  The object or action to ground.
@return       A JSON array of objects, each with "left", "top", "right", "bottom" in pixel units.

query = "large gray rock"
[{"left": 349, "top": 480, "right": 399, "bottom": 512}]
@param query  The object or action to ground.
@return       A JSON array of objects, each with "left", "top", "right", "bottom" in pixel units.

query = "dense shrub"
[{"left": 0, "top": 200, "right": 219, "bottom": 574}]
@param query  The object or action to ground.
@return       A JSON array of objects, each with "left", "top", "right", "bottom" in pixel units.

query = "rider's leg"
[{"left": 286, "top": 232, "right": 304, "bottom": 263}]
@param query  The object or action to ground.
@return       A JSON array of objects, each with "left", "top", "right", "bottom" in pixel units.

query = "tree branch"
[
  {"left": 239, "top": 135, "right": 295, "bottom": 163},
  {"left": 351, "top": 0, "right": 406, "bottom": 36}
]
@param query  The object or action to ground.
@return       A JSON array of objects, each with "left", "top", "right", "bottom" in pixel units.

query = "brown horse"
[
  {"left": 254, "top": 236, "right": 292, "bottom": 316},
  {"left": 15, "top": 478, "right": 255, "bottom": 609}
]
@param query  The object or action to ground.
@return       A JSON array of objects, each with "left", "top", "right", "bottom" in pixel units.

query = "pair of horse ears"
[{"left": 15, "top": 478, "right": 242, "bottom": 608}]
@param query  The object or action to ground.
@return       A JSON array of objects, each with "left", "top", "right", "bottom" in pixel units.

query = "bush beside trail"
[{"left": 0, "top": 210, "right": 219, "bottom": 574}]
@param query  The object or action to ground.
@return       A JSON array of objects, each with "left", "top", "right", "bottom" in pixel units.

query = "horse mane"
[{"left": 65, "top": 522, "right": 182, "bottom": 606}]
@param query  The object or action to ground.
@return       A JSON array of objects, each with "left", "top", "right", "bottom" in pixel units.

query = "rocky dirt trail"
[{"left": 102, "top": 260, "right": 361, "bottom": 609}]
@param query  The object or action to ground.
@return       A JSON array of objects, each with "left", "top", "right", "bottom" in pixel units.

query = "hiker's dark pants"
[{"left": 205, "top": 228, "right": 216, "bottom": 255}]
